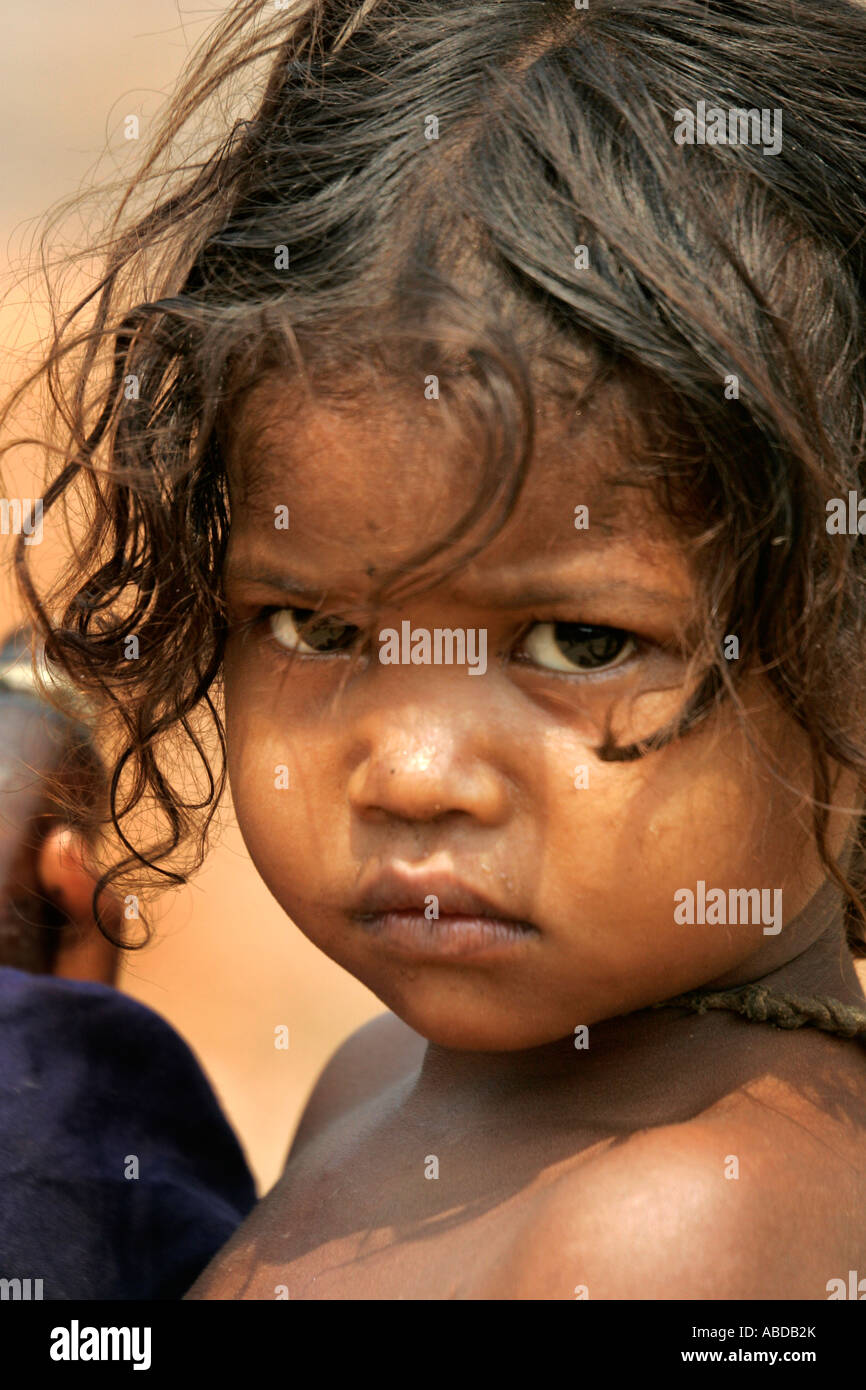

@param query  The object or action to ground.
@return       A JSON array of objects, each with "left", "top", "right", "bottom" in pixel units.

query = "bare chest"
[
  {"left": 188, "top": 1059, "right": 866, "bottom": 1301},
  {"left": 198, "top": 1110, "right": 611, "bottom": 1299}
]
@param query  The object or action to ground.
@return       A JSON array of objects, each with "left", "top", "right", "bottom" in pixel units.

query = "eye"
[
  {"left": 518, "top": 621, "right": 637, "bottom": 674},
  {"left": 268, "top": 607, "right": 360, "bottom": 655}
]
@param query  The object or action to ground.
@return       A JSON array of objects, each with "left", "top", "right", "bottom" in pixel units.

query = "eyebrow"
[
  {"left": 223, "top": 564, "right": 690, "bottom": 614},
  {"left": 224, "top": 567, "right": 330, "bottom": 601}
]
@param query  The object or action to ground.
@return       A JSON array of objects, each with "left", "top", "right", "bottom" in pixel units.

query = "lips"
[
  {"left": 351, "top": 865, "right": 526, "bottom": 922},
  {"left": 348, "top": 863, "right": 539, "bottom": 960}
]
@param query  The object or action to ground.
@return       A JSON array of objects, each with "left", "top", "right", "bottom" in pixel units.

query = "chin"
[{"left": 374, "top": 986, "right": 561, "bottom": 1052}]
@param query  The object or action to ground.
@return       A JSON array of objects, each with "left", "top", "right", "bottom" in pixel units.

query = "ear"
[{"left": 36, "top": 826, "right": 121, "bottom": 985}]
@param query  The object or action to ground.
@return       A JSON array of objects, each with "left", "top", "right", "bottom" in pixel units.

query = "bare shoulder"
[
  {"left": 287, "top": 1011, "right": 427, "bottom": 1160},
  {"left": 481, "top": 1068, "right": 866, "bottom": 1300}
]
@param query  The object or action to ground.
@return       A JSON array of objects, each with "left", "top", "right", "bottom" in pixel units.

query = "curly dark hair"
[{"left": 3, "top": 0, "right": 866, "bottom": 950}]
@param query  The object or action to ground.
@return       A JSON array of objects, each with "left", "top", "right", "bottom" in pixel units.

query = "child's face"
[{"left": 222, "top": 378, "right": 852, "bottom": 1050}]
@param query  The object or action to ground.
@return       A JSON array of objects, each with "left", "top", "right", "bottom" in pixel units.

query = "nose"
[{"left": 346, "top": 701, "right": 510, "bottom": 827}]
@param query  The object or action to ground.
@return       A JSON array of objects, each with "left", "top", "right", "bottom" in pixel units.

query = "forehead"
[{"left": 223, "top": 374, "right": 688, "bottom": 589}]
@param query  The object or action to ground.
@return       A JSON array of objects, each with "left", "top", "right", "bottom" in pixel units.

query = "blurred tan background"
[{"left": 0, "top": 0, "right": 383, "bottom": 1194}]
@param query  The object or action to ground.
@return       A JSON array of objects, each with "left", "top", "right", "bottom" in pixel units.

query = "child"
[
  {"left": 0, "top": 630, "right": 256, "bottom": 1298},
  {"left": 6, "top": 0, "right": 866, "bottom": 1298}
]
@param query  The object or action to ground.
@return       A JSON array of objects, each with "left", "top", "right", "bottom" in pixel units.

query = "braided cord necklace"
[{"left": 652, "top": 983, "right": 866, "bottom": 1047}]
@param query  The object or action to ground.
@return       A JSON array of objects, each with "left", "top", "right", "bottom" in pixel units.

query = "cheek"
[
  {"left": 539, "top": 713, "right": 825, "bottom": 979},
  {"left": 222, "top": 649, "right": 317, "bottom": 894}
]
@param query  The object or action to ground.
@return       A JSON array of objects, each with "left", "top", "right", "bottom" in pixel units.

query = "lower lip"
[{"left": 355, "top": 911, "right": 539, "bottom": 960}]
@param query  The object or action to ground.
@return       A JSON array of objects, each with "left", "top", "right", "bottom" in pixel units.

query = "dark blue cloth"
[{"left": 0, "top": 966, "right": 256, "bottom": 1299}]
